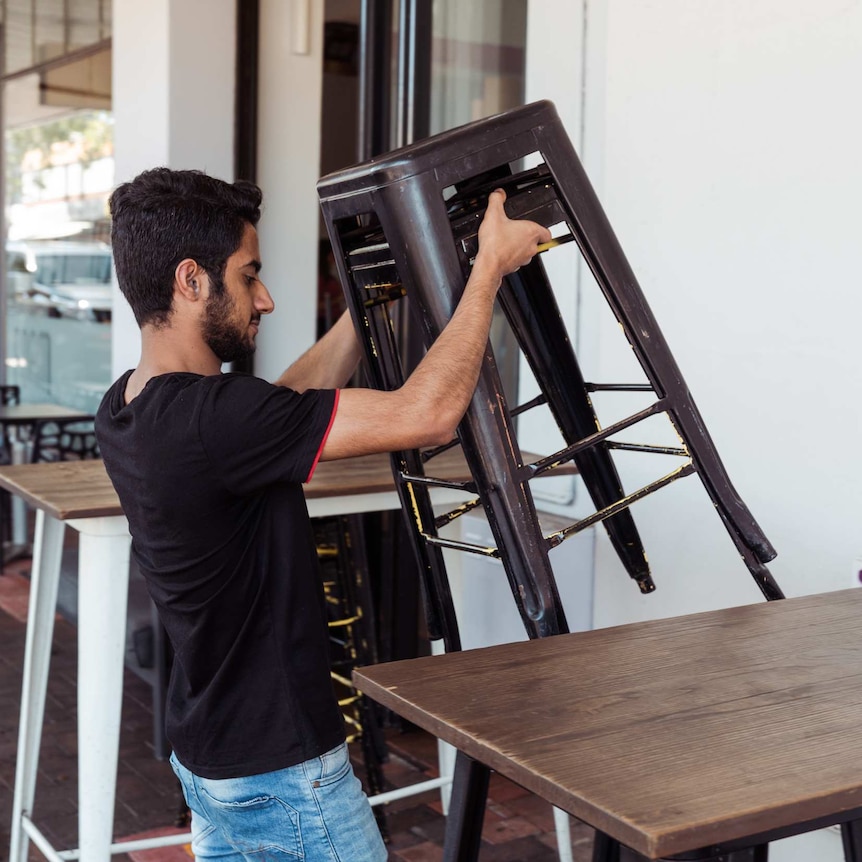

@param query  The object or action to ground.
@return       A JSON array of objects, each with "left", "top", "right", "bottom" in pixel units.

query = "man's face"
[{"left": 202, "top": 224, "right": 273, "bottom": 363}]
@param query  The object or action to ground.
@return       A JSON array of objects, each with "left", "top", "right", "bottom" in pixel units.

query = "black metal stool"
[
  {"left": 318, "top": 100, "right": 782, "bottom": 659},
  {"left": 319, "top": 100, "right": 795, "bottom": 861}
]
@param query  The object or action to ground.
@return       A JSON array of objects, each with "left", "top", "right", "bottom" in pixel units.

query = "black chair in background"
[
  {"left": 0, "top": 384, "right": 20, "bottom": 405},
  {"left": 0, "top": 385, "right": 22, "bottom": 573},
  {"left": 1, "top": 384, "right": 21, "bottom": 456},
  {"left": 30, "top": 418, "right": 100, "bottom": 463},
  {"left": 1, "top": 410, "right": 99, "bottom": 573}
]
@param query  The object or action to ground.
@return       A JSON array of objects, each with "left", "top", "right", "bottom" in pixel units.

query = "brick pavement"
[{"left": 0, "top": 563, "right": 597, "bottom": 861}]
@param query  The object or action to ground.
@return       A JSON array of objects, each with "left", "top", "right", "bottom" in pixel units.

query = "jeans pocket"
[
  {"left": 314, "top": 742, "right": 352, "bottom": 788},
  {"left": 198, "top": 781, "right": 303, "bottom": 858},
  {"left": 169, "top": 753, "right": 192, "bottom": 810}
]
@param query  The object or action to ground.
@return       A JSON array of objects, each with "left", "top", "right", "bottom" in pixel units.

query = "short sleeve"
[{"left": 197, "top": 374, "right": 337, "bottom": 496}]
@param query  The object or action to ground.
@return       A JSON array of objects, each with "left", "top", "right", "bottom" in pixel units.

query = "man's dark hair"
[{"left": 110, "top": 168, "right": 263, "bottom": 327}]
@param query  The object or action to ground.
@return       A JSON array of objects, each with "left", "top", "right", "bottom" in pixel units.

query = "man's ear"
[{"left": 175, "top": 258, "right": 204, "bottom": 302}]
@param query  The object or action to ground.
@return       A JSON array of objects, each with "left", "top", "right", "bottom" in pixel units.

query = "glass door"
[{"left": 429, "top": 0, "right": 527, "bottom": 136}]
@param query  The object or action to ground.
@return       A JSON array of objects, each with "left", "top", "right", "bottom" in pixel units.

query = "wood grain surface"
[
  {"left": 354, "top": 589, "right": 862, "bottom": 858},
  {"left": 0, "top": 448, "right": 569, "bottom": 520}
]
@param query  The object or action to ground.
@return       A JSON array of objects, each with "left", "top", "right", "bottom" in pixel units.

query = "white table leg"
[
  {"left": 68, "top": 516, "right": 131, "bottom": 862},
  {"left": 9, "top": 511, "right": 66, "bottom": 862},
  {"left": 553, "top": 806, "right": 574, "bottom": 862}
]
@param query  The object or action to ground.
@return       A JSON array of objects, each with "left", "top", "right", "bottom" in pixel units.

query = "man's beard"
[{"left": 202, "top": 275, "right": 257, "bottom": 364}]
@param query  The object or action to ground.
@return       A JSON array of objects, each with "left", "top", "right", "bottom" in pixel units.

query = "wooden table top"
[
  {"left": 0, "top": 403, "right": 94, "bottom": 425},
  {"left": 0, "top": 447, "right": 569, "bottom": 520},
  {"left": 355, "top": 589, "right": 862, "bottom": 859}
]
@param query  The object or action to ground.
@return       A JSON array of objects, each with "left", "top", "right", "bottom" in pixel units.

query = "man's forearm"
[
  {"left": 274, "top": 310, "right": 362, "bottom": 392},
  {"left": 396, "top": 259, "right": 501, "bottom": 438},
  {"left": 322, "top": 262, "right": 502, "bottom": 456}
]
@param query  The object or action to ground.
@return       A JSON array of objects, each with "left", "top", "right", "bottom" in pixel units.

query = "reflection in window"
[
  {"left": 1, "top": 0, "right": 113, "bottom": 411},
  {"left": 430, "top": 0, "right": 527, "bottom": 135},
  {"left": 4, "top": 0, "right": 34, "bottom": 74},
  {"left": 2, "top": 0, "right": 111, "bottom": 75},
  {"left": 429, "top": 0, "right": 527, "bottom": 404},
  {"left": 34, "top": 0, "right": 66, "bottom": 65}
]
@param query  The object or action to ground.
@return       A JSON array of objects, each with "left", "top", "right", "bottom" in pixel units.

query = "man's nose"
[{"left": 256, "top": 281, "right": 275, "bottom": 314}]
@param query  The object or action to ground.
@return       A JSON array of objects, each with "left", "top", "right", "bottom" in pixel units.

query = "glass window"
[
  {"left": 34, "top": 0, "right": 66, "bottom": 64},
  {"left": 4, "top": 0, "right": 109, "bottom": 75},
  {"left": 3, "top": 32, "right": 113, "bottom": 410},
  {"left": 68, "top": 0, "right": 102, "bottom": 49},
  {"left": 430, "top": 0, "right": 527, "bottom": 135},
  {"left": 430, "top": 0, "right": 527, "bottom": 403},
  {"left": 4, "top": 0, "right": 34, "bottom": 75}
]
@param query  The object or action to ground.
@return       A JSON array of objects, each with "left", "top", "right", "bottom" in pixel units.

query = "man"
[{"left": 96, "top": 167, "right": 550, "bottom": 861}]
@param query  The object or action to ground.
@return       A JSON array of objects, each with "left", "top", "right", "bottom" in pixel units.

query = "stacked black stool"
[
  {"left": 317, "top": 100, "right": 788, "bottom": 861},
  {"left": 318, "top": 100, "right": 781, "bottom": 646}
]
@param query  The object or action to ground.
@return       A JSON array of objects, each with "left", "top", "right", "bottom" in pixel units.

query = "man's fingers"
[{"left": 485, "top": 188, "right": 507, "bottom": 216}]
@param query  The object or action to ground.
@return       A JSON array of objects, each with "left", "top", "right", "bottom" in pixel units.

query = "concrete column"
[
  {"left": 254, "top": 0, "right": 325, "bottom": 382},
  {"left": 111, "top": 0, "right": 236, "bottom": 378}
]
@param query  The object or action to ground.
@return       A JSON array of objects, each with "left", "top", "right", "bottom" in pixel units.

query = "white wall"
[
  {"left": 528, "top": 0, "right": 862, "bottom": 620},
  {"left": 595, "top": 0, "right": 862, "bottom": 616},
  {"left": 111, "top": 0, "right": 236, "bottom": 378},
  {"left": 527, "top": 2, "right": 860, "bottom": 859},
  {"left": 254, "top": 0, "right": 325, "bottom": 382}
]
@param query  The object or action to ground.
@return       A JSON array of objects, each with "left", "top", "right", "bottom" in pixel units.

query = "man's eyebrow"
[{"left": 242, "top": 259, "right": 262, "bottom": 273}]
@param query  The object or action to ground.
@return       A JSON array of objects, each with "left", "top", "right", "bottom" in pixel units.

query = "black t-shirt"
[{"left": 95, "top": 370, "right": 344, "bottom": 779}]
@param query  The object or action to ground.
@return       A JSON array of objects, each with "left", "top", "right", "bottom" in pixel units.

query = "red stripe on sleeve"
[{"left": 305, "top": 389, "right": 340, "bottom": 483}]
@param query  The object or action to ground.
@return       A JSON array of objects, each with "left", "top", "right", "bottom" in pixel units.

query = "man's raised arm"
[{"left": 319, "top": 189, "right": 551, "bottom": 460}]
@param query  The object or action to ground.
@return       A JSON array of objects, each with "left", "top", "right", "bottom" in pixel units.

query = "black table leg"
[
  {"left": 843, "top": 819, "right": 862, "bottom": 862},
  {"left": 443, "top": 751, "right": 490, "bottom": 862},
  {"left": 592, "top": 831, "right": 622, "bottom": 862},
  {"left": 593, "top": 832, "right": 769, "bottom": 861},
  {"left": 729, "top": 847, "right": 769, "bottom": 862}
]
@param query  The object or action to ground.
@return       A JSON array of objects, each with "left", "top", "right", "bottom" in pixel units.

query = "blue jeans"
[{"left": 170, "top": 743, "right": 387, "bottom": 861}]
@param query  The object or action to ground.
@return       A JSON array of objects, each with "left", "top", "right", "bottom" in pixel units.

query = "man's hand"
[{"left": 473, "top": 189, "right": 552, "bottom": 283}]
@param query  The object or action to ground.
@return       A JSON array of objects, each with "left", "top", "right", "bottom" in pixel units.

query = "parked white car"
[{"left": 6, "top": 240, "right": 113, "bottom": 322}]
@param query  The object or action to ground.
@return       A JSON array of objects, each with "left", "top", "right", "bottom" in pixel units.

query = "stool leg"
[
  {"left": 9, "top": 511, "right": 65, "bottom": 862},
  {"left": 73, "top": 519, "right": 131, "bottom": 862},
  {"left": 500, "top": 258, "right": 653, "bottom": 594},
  {"left": 535, "top": 121, "right": 782, "bottom": 600},
  {"left": 338, "top": 244, "right": 463, "bottom": 651},
  {"left": 376, "top": 176, "right": 568, "bottom": 638}
]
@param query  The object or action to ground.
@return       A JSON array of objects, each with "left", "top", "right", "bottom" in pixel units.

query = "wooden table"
[
  {"left": 0, "top": 445, "right": 498, "bottom": 519},
  {"left": 0, "top": 404, "right": 95, "bottom": 551},
  {"left": 2, "top": 449, "right": 565, "bottom": 862},
  {"left": 0, "top": 403, "right": 94, "bottom": 428},
  {"left": 355, "top": 589, "right": 862, "bottom": 861}
]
